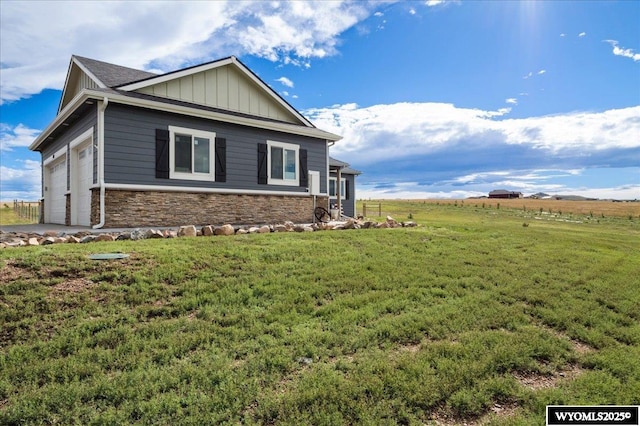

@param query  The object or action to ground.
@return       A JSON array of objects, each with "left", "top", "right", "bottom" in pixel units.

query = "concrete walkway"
[{"left": 0, "top": 223, "right": 147, "bottom": 235}]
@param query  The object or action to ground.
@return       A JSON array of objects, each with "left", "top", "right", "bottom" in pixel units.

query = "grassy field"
[
  {"left": 1, "top": 201, "right": 639, "bottom": 425},
  {"left": 361, "top": 198, "right": 640, "bottom": 219}
]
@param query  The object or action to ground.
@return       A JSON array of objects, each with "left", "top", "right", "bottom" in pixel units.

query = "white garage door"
[
  {"left": 47, "top": 159, "right": 66, "bottom": 224},
  {"left": 75, "top": 145, "right": 92, "bottom": 226}
]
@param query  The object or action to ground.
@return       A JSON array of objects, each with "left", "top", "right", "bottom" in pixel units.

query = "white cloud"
[
  {"left": 0, "top": 123, "right": 41, "bottom": 152},
  {"left": 374, "top": 12, "right": 383, "bottom": 17},
  {"left": 505, "top": 98, "right": 518, "bottom": 105},
  {"left": 276, "top": 76, "right": 294, "bottom": 88},
  {"left": 305, "top": 102, "right": 640, "bottom": 166},
  {"left": 0, "top": 1, "right": 376, "bottom": 102},
  {"left": 0, "top": 159, "right": 41, "bottom": 201},
  {"left": 424, "top": 0, "right": 459, "bottom": 8},
  {"left": 523, "top": 70, "right": 545, "bottom": 80},
  {"left": 578, "top": 32, "right": 586, "bottom": 37},
  {"left": 604, "top": 40, "right": 640, "bottom": 62},
  {"left": 409, "top": 8, "right": 416, "bottom": 15},
  {"left": 560, "top": 33, "right": 566, "bottom": 37},
  {"left": 357, "top": 185, "right": 485, "bottom": 200},
  {"left": 282, "top": 56, "right": 311, "bottom": 68},
  {"left": 282, "top": 91, "right": 290, "bottom": 97}
]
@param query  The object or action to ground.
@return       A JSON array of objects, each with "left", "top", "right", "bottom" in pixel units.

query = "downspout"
[
  {"left": 93, "top": 97, "right": 108, "bottom": 229},
  {"left": 336, "top": 166, "right": 342, "bottom": 218}
]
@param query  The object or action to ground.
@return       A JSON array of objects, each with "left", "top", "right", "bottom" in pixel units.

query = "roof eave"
[
  {"left": 31, "top": 90, "right": 99, "bottom": 151},
  {"left": 33, "top": 89, "right": 341, "bottom": 152}
]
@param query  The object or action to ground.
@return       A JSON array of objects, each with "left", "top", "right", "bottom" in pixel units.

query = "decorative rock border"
[{"left": 0, "top": 217, "right": 417, "bottom": 249}]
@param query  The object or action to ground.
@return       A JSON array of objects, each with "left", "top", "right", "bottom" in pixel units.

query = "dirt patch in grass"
[
  {"left": 539, "top": 322, "right": 596, "bottom": 355},
  {"left": 429, "top": 403, "right": 482, "bottom": 426},
  {"left": 429, "top": 400, "right": 521, "bottom": 425},
  {"left": 514, "top": 363, "right": 584, "bottom": 391},
  {"left": 0, "top": 259, "right": 31, "bottom": 282},
  {"left": 489, "top": 401, "right": 519, "bottom": 417},
  {"left": 398, "top": 341, "right": 422, "bottom": 353},
  {"left": 51, "top": 277, "right": 95, "bottom": 294},
  {"left": 571, "top": 340, "right": 595, "bottom": 354}
]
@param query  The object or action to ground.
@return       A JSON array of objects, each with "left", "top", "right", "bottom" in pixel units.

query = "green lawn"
[{"left": 1, "top": 202, "right": 639, "bottom": 425}]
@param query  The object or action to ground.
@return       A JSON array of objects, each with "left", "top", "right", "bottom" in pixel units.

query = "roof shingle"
[{"left": 73, "top": 55, "right": 157, "bottom": 88}]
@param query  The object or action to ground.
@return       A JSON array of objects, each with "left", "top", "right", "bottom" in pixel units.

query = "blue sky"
[{"left": 1, "top": 0, "right": 639, "bottom": 201}]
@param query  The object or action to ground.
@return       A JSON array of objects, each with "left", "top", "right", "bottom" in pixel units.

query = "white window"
[
  {"left": 329, "top": 177, "right": 346, "bottom": 199},
  {"left": 267, "top": 140, "right": 299, "bottom": 186},
  {"left": 169, "top": 126, "right": 216, "bottom": 181}
]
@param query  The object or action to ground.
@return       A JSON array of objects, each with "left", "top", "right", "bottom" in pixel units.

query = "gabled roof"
[
  {"left": 36, "top": 55, "right": 341, "bottom": 152},
  {"left": 329, "top": 157, "right": 350, "bottom": 168},
  {"left": 58, "top": 55, "right": 315, "bottom": 128},
  {"left": 116, "top": 56, "right": 313, "bottom": 128},
  {"left": 74, "top": 55, "right": 158, "bottom": 88},
  {"left": 329, "top": 157, "right": 361, "bottom": 175},
  {"left": 58, "top": 56, "right": 159, "bottom": 113}
]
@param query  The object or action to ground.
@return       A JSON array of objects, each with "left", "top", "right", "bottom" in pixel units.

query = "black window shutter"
[
  {"left": 299, "top": 149, "right": 308, "bottom": 188},
  {"left": 257, "top": 143, "right": 268, "bottom": 184},
  {"left": 215, "top": 137, "right": 226, "bottom": 182},
  {"left": 345, "top": 178, "right": 350, "bottom": 200},
  {"left": 155, "top": 129, "right": 170, "bottom": 179}
]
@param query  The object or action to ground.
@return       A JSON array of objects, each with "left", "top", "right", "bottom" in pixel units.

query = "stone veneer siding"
[
  {"left": 91, "top": 189, "right": 329, "bottom": 228},
  {"left": 90, "top": 189, "right": 100, "bottom": 226},
  {"left": 65, "top": 194, "right": 71, "bottom": 226}
]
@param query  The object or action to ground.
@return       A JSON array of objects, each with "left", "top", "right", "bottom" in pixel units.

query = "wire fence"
[
  {"left": 12, "top": 200, "right": 41, "bottom": 223},
  {"left": 361, "top": 202, "right": 382, "bottom": 218}
]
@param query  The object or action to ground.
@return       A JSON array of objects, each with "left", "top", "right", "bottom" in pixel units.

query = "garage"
[
  {"left": 46, "top": 157, "right": 66, "bottom": 224},
  {"left": 73, "top": 144, "right": 93, "bottom": 226}
]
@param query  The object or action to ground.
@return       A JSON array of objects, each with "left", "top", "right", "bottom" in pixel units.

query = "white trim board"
[{"left": 102, "top": 183, "right": 325, "bottom": 197}]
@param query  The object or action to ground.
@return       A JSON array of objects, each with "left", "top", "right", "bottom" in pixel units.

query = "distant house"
[
  {"left": 488, "top": 190, "right": 522, "bottom": 199},
  {"left": 29, "top": 55, "right": 345, "bottom": 228},
  {"left": 329, "top": 157, "right": 361, "bottom": 218}
]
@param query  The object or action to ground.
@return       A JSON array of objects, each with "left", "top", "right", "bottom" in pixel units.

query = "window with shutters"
[
  {"left": 267, "top": 140, "right": 299, "bottom": 186},
  {"left": 168, "top": 126, "right": 216, "bottom": 181}
]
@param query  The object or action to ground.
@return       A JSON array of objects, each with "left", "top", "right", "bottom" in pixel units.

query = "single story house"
[
  {"left": 329, "top": 157, "right": 361, "bottom": 218},
  {"left": 29, "top": 55, "right": 350, "bottom": 228},
  {"left": 488, "top": 190, "right": 523, "bottom": 199}
]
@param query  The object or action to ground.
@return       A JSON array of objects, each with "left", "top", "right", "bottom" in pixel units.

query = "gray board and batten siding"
[
  {"left": 103, "top": 103, "right": 328, "bottom": 193},
  {"left": 40, "top": 105, "right": 98, "bottom": 191}
]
